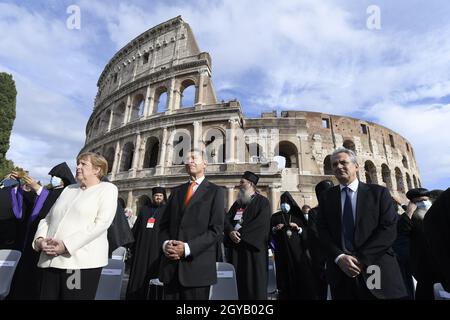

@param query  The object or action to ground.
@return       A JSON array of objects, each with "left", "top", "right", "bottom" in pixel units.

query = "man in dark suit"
[
  {"left": 158, "top": 149, "right": 224, "bottom": 300},
  {"left": 317, "top": 147, "right": 407, "bottom": 299},
  {"left": 424, "top": 187, "right": 450, "bottom": 293}
]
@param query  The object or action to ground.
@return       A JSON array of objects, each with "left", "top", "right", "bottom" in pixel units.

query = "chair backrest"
[
  {"left": 267, "top": 256, "right": 277, "bottom": 294},
  {"left": 95, "top": 259, "right": 125, "bottom": 300},
  {"left": 209, "top": 262, "right": 238, "bottom": 300},
  {"left": 434, "top": 283, "right": 450, "bottom": 300},
  {"left": 0, "top": 249, "right": 22, "bottom": 300},
  {"left": 111, "top": 246, "right": 127, "bottom": 261}
]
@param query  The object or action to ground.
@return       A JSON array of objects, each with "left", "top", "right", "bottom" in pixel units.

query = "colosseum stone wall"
[{"left": 81, "top": 16, "right": 421, "bottom": 214}]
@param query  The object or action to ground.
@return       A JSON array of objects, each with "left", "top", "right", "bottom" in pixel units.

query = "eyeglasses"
[{"left": 332, "top": 160, "right": 353, "bottom": 168}]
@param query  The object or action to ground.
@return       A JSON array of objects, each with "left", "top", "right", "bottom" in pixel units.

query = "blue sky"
[{"left": 1, "top": 0, "right": 449, "bottom": 190}]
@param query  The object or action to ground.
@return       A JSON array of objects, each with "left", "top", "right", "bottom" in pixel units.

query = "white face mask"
[
  {"left": 51, "top": 176, "right": 63, "bottom": 188},
  {"left": 416, "top": 200, "right": 432, "bottom": 211},
  {"left": 280, "top": 203, "right": 291, "bottom": 213}
]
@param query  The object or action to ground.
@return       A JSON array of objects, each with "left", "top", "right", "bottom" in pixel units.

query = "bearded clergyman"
[{"left": 224, "top": 171, "right": 271, "bottom": 300}]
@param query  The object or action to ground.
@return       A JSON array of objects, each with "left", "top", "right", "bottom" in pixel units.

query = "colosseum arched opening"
[
  {"left": 81, "top": 16, "right": 421, "bottom": 213},
  {"left": 364, "top": 160, "right": 378, "bottom": 184},
  {"left": 143, "top": 137, "right": 159, "bottom": 169}
]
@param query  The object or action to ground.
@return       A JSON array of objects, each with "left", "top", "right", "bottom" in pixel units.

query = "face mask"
[
  {"left": 51, "top": 176, "right": 63, "bottom": 188},
  {"left": 416, "top": 200, "right": 432, "bottom": 211},
  {"left": 280, "top": 203, "right": 291, "bottom": 213}
]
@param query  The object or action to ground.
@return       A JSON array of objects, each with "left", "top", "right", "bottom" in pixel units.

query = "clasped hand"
[
  {"left": 35, "top": 238, "right": 66, "bottom": 257},
  {"left": 337, "top": 254, "right": 363, "bottom": 278},
  {"left": 164, "top": 240, "right": 185, "bottom": 260}
]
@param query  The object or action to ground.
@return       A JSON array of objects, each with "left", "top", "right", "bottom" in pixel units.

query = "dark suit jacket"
[
  {"left": 158, "top": 178, "right": 224, "bottom": 287},
  {"left": 424, "top": 187, "right": 450, "bottom": 292},
  {"left": 317, "top": 181, "right": 407, "bottom": 299}
]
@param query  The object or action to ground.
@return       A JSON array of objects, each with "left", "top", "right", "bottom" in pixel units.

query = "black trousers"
[
  {"left": 163, "top": 275, "right": 210, "bottom": 300},
  {"left": 40, "top": 267, "right": 102, "bottom": 300},
  {"left": 331, "top": 275, "right": 376, "bottom": 300}
]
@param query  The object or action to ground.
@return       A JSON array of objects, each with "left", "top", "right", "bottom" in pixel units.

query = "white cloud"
[
  {"left": 367, "top": 102, "right": 450, "bottom": 188},
  {"left": 1, "top": 0, "right": 449, "bottom": 189},
  {"left": 1, "top": 3, "right": 95, "bottom": 182}
]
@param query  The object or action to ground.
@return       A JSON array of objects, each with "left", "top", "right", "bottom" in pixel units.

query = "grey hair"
[{"left": 330, "top": 147, "right": 358, "bottom": 165}]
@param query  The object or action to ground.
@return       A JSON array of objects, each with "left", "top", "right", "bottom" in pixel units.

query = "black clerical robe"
[
  {"left": 224, "top": 193, "right": 271, "bottom": 300},
  {"left": 271, "top": 209, "right": 318, "bottom": 299},
  {"left": 126, "top": 204, "right": 165, "bottom": 300}
]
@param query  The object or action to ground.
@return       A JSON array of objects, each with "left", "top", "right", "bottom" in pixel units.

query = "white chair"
[
  {"left": 326, "top": 285, "right": 332, "bottom": 300},
  {"left": 209, "top": 262, "right": 238, "bottom": 300},
  {"left": 111, "top": 246, "right": 127, "bottom": 261},
  {"left": 433, "top": 283, "right": 450, "bottom": 300},
  {"left": 0, "top": 249, "right": 22, "bottom": 300},
  {"left": 148, "top": 278, "right": 164, "bottom": 300},
  {"left": 267, "top": 255, "right": 278, "bottom": 299},
  {"left": 95, "top": 258, "right": 125, "bottom": 300}
]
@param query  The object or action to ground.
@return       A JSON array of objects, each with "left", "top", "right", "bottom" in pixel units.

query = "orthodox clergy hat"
[
  {"left": 429, "top": 189, "right": 444, "bottom": 201},
  {"left": 242, "top": 171, "right": 259, "bottom": 185},
  {"left": 406, "top": 188, "right": 430, "bottom": 201},
  {"left": 315, "top": 179, "right": 334, "bottom": 199},
  {"left": 152, "top": 186, "right": 166, "bottom": 196}
]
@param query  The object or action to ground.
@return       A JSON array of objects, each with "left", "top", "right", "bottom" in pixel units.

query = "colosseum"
[{"left": 81, "top": 16, "right": 422, "bottom": 215}]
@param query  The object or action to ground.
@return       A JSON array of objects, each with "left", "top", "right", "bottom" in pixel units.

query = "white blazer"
[{"left": 33, "top": 182, "right": 118, "bottom": 269}]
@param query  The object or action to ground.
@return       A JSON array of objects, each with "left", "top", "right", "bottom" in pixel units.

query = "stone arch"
[
  {"left": 136, "top": 195, "right": 151, "bottom": 214},
  {"left": 172, "top": 129, "right": 192, "bottom": 165},
  {"left": 395, "top": 167, "right": 405, "bottom": 192},
  {"left": 402, "top": 155, "right": 409, "bottom": 169},
  {"left": 413, "top": 174, "right": 418, "bottom": 188},
  {"left": 405, "top": 172, "right": 412, "bottom": 190},
  {"left": 104, "top": 147, "right": 115, "bottom": 173},
  {"left": 276, "top": 141, "right": 299, "bottom": 168},
  {"left": 120, "top": 142, "right": 134, "bottom": 171},
  {"left": 112, "top": 102, "right": 126, "bottom": 128},
  {"left": 364, "top": 160, "right": 378, "bottom": 184},
  {"left": 204, "top": 128, "right": 225, "bottom": 163},
  {"left": 155, "top": 87, "right": 168, "bottom": 113},
  {"left": 245, "top": 142, "right": 264, "bottom": 163},
  {"left": 143, "top": 136, "right": 159, "bottom": 168},
  {"left": 418, "top": 178, "right": 422, "bottom": 187},
  {"left": 130, "top": 94, "right": 145, "bottom": 120},
  {"left": 323, "top": 155, "right": 333, "bottom": 175},
  {"left": 100, "top": 109, "right": 111, "bottom": 133},
  {"left": 92, "top": 118, "right": 101, "bottom": 137},
  {"left": 343, "top": 139, "right": 356, "bottom": 153},
  {"left": 381, "top": 164, "right": 393, "bottom": 191},
  {"left": 180, "top": 79, "right": 196, "bottom": 108}
]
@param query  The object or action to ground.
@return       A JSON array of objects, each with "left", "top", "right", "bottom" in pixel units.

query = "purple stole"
[
  {"left": 10, "top": 186, "right": 51, "bottom": 250},
  {"left": 10, "top": 186, "right": 23, "bottom": 219}
]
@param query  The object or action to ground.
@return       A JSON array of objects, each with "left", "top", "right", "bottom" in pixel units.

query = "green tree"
[{"left": 0, "top": 72, "right": 17, "bottom": 178}]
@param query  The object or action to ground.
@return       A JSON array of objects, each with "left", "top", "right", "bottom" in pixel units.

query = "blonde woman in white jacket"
[{"left": 33, "top": 152, "right": 118, "bottom": 300}]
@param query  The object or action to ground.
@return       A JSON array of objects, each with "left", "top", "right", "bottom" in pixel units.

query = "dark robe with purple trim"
[
  {"left": 8, "top": 163, "right": 77, "bottom": 299},
  {"left": 7, "top": 187, "right": 58, "bottom": 299},
  {"left": 0, "top": 186, "right": 21, "bottom": 249}
]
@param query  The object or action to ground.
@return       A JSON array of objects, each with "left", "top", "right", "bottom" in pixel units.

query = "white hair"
[{"left": 331, "top": 147, "right": 358, "bottom": 165}]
